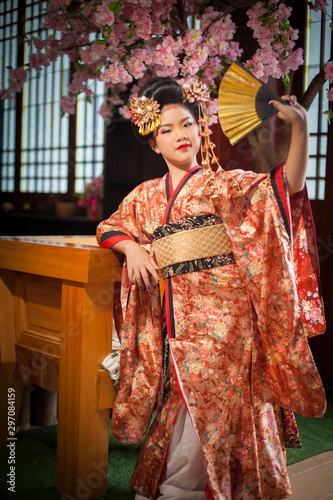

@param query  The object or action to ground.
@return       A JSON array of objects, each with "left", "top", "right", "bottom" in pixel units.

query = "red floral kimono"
[{"left": 96, "top": 164, "right": 326, "bottom": 500}]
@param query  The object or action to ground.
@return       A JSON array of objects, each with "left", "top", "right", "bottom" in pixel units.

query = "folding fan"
[{"left": 218, "top": 62, "right": 286, "bottom": 145}]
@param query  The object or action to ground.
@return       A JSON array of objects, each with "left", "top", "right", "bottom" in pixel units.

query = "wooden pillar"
[
  {"left": 0, "top": 269, "right": 24, "bottom": 447},
  {"left": 56, "top": 278, "right": 114, "bottom": 499}
]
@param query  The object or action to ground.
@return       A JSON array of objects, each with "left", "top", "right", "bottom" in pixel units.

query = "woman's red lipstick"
[{"left": 177, "top": 143, "right": 190, "bottom": 150}]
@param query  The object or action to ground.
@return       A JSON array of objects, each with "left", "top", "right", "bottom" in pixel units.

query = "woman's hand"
[
  {"left": 269, "top": 95, "right": 309, "bottom": 195},
  {"left": 113, "top": 239, "right": 160, "bottom": 292},
  {"left": 269, "top": 95, "right": 308, "bottom": 127}
]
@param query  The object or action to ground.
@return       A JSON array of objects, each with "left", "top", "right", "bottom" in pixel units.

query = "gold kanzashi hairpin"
[
  {"left": 128, "top": 96, "right": 160, "bottom": 135},
  {"left": 182, "top": 79, "right": 222, "bottom": 200},
  {"left": 181, "top": 80, "right": 210, "bottom": 104}
]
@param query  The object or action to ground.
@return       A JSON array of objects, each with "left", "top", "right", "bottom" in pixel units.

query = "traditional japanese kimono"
[{"left": 96, "top": 164, "right": 326, "bottom": 500}]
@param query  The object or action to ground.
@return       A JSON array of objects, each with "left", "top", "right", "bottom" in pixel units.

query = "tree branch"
[
  {"left": 170, "top": 14, "right": 188, "bottom": 34},
  {"left": 210, "top": 0, "right": 256, "bottom": 12},
  {"left": 171, "top": 0, "right": 188, "bottom": 34},
  {"left": 202, "top": 0, "right": 255, "bottom": 36},
  {"left": 300, "top": 66, "right": 328, "bottom": 110}
]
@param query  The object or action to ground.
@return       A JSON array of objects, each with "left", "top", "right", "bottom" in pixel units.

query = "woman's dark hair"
[{"left": 131, "top": 77, "right": 199, "bottom": 144}]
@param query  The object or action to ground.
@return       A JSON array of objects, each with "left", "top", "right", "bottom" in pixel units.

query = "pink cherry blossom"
[
  {"left": 109, "top": 95, "right": 124, "bottom": 106},
  {"left": 29, "top": 52, "right": 50, "bottom": 71},
  {"left": 225, "top": 42, "right": 243, "bottom": 62},
  {"left": 0, "top": 0, "right": 330, "bottom": 123},
  {"left": 79, "top": 44, "right": 106, "bottom": 65},
  {"left": 61, "top": 95, "right": 76, "bottom": 114},
  {"left": 327, "top": 88, "right": 333, "bottom": 102},
  {"left": 32, "top": 37, "right": 47, "bottom": 51},
  {"left": 311, "top": 0, "right": 328, "bottom": 12},
  {"left": 206, "top": 98, "right": 218, "bottom": 125},
  {"left": 0, "top": 88, "right": 14, "bottom": 99},
  {"left": 118, "top": 105, "right": 131, "bottom": 120},
  {"left": 134, "top": 48, "right": 154, "bottom": 66},
  {"left": 122, "top": 4, "right": 140, "bottom": 22},
  {"left": 183, "top": 56, "right": 201, "bottom": 76},
  {"left": 155, "top": 64, "right": 179, "bottom": 78},
  {"left": 48, "top": 0, "right": 71, "bottom": 10},
  {"left": 67, "top": 80, "right": 82, "bottom": 95},
  {"left": 98, "top": 103, "right": 114, "bottom": 120},
  {"left": 92, "top": 4, "right": 115, "bottom": 28},
  {"left": 155, "top": 35, "right": 181, "bottom": 68},
  {"left": 246, "top": 1, "right": 304, "bottom": 82},
  {"left": 46, "top": 47, "right": 61, "bottom": 63},
  {"left": 82, "top": 4, "right": 94, "bottom": 18},
  {"left": 282, "top": 48, "right": 304, "bottom": 72},
  {"left": 135, "top": 14, "right": 153, "bottom": 40},
  {"left": 100, "top": 63, "right": 133, "bottom": 85},
  {"left": 9, "top": 67, "right": 28, "bottom": 81},
  {"left": 276, "top": 3, "right": 292, "bottom": 20},
  {"left": 126, "top": 57, "right": 147, "bottom": 80},
  {"left": 183, "top": 29, "right": 203, "bottom": 55},
  {"left": 207, "top": 98, "right": 218, "bottom": 116},
  {"left": 6, "top": 67, "right": 28, "bottom": 93},
  {"left": 67, "top": 77, "right": 93, "bottom": 97},
  {"left": 324, "top": 61, "right": 333, "bottom": 83},
  {"left": 201, "top": 57, "right": 221, "bottom": 86}
]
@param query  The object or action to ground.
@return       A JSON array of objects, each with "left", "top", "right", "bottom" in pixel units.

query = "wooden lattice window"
[
  {"left": 304, "top": 0, "right": 332, "bottom": 200},
  {"left": 0, "top": 0, "right": 19, "bottom": 194},
  {"left": 0, "top": 0, "right": 105, "bottom": 206}
]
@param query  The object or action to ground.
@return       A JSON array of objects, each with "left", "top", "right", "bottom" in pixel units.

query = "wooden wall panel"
[{"left": 13, "top": 272, "right": 62, "bottom": 392}]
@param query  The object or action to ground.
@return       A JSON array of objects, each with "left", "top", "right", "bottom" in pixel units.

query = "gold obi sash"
[{"left": 152, "top": 216, "right": 235, "bottom": 277}]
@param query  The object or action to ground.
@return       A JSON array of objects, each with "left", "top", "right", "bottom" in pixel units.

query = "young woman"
[{"left": 97, "top": 77, "right": 326, "bottom": 500}]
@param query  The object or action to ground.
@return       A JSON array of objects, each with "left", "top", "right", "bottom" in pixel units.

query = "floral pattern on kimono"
[{"left": 96, "top": 164, "right": 326, "bottom": 500}]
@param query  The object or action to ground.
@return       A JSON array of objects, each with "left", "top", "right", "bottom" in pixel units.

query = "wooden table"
[{"left": 0, "top": 236, "right": 122, "bottom": 499}]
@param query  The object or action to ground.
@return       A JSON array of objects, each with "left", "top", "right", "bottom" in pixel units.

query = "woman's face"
[{"left": 150, "top": 104, "right": 201, "bottom": 172}]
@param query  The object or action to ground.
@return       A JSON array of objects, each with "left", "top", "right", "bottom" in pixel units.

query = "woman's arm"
[
  {"left": 269, "top": 95, "right": 309, "bottom": 195},
  {"left": 113, "top": 239, "right": 160, "bottom": 292},
  {"left": 96, "top": 183, "right": 160, "bottom": 291}
]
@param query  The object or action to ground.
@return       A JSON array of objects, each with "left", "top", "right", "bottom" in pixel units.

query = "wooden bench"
[{"left": 0, "top": 236, "right": 122, "bottom": 499}]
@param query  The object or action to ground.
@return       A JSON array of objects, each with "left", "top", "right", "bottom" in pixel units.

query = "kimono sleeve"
[
  {"left": 96, "top": 181, "right": 164, "bottom": 443},
  {"left": 290, "top": 188, "right": 325, "bottom": 337},
  {"left": 215, "top": 164, "right": 326, "bottom": 417},
  {"left": 96, "top": 184, "right": 147, "bottom": 249}
]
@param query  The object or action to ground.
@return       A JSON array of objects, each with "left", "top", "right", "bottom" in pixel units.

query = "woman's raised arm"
[{"left": 269, "top": 95, "right": 309, "bottom": 195}]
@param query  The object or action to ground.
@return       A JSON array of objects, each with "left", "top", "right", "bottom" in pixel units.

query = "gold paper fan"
[{"left": 218, "top": 62, "right": 286, "bottom": 145}]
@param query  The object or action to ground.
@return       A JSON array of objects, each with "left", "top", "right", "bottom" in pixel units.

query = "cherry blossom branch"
[
  {"left": 0, "top": 0, "right": 331, "bottom": 128},
  {"left": 300, "top": 65, "right": 328, "bottom": 110},
  {"left": 170, "top": 0, "right": 189, "bottom": 33},
  {"left": 202, "top": 0, "right": 255, "bottom": 37}
]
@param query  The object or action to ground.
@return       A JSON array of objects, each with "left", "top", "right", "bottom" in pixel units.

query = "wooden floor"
[{"left": 288, "top": 450, "right": 333, "bottom": 499}]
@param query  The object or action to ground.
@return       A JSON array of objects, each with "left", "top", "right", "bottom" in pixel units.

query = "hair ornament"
[
  {"left": 182, "top": 78, "right": 223, "bottom": 200},
  {"left": 128, "top": 96, "right": 160, "bottom": 135},
  {"left": 129, "top": 78, "right": 241, "bottom": 200},
  {"left": 181, "top": 79, "right": 211, "bottom": 104}
]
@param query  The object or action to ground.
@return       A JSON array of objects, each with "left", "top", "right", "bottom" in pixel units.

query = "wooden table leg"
[
  {"left": 56, "top": 279, "right": 114, "bottom": 500},
  {"left": 0, "top": 270, "right": 24, "bottom": 448}
]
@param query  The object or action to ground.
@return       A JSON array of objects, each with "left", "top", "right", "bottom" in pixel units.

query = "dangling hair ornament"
[
  {"left": 128, "top": 96, "right": 160, "bottom": 135},
  {"left": 182, "top": 79, "right": 223, "bottom": 200}
]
